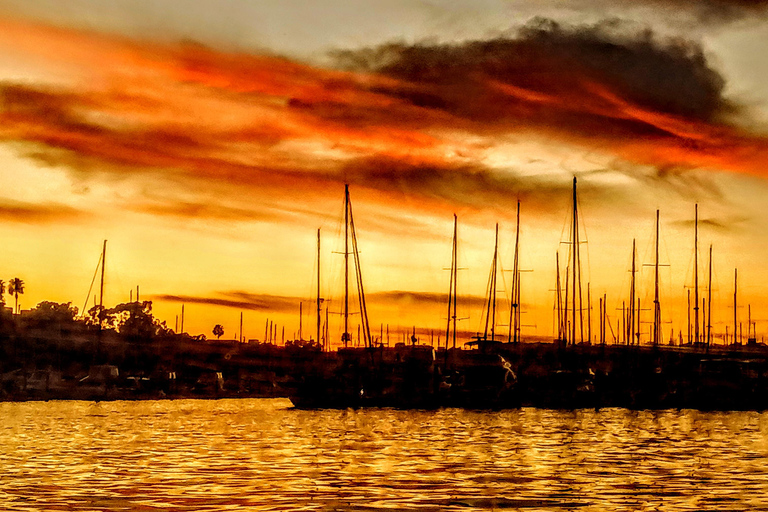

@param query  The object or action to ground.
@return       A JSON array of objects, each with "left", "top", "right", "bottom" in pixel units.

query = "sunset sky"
[{"left": 1, "top": 0, "right": 768, "bottom": 345}]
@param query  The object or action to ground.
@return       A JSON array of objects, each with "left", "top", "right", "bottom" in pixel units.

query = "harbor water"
[{"left": 2, "top": 399, "right": 768, "bottom": 511}]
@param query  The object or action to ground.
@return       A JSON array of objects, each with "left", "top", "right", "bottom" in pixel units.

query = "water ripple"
[{"left": 2, "top": 400, "right": 768, "bottom": 510}]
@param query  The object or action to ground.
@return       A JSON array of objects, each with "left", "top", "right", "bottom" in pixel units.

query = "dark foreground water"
[{"left": 2, "top": 399, "right": 768, "bottom": 511}]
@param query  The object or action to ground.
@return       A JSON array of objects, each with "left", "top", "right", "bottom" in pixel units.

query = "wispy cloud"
[
  {"left": 153, "top": 289, "right": 491, "bottom": 313},
  {"left": 0, "top": 199, "right": 83, "bottom": 223},
  {"left": 153, "top": 291, "right": 300, "bottom": 313},
  {"left": 367, "top": 290, "right": 487, "bottom": 309},
  {"left": 132, "top": 200, "right": 282, "bottom": 222},
  {"left": 670, "top": 215, "right": 751, "bottom": 232}
]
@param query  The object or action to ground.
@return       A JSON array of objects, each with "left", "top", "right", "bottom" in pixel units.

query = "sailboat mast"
[
  {"left": 348, "top": 190, "right": 372, "bottom": 349},
  {"left": 734, "top": 268, "right": 738, "bottom": 344},
  {"left": 491, "top": 223, "right": 499, "bottom": 342},
  {"left": 564, "top": 265, "right": 570, "bottom": 342},
  {"left": 344, "top": 184, "right": 350, "bottom": 347},
  {"left": 587, "top": 282, "right": 591, "bottom": 344},
  {"left": 483, "top": 224, "right": 499, "bottom": 342},
  {"left": 452, "top": 216, "right": 458, "bottom": 349},
  {"left": 556, "top": 252, "right": 563, "bottom": 341},
  {"left": 622, "top": 301, "right": 626, "bottom": 344},
  {"left": 694, "top": 204, "right": 699, "bottom": 344},
  {"left": 317, "top": 228, "right": 321, "bottom": 347},
  {"left": 446, "top": 214, "right": 458, "bottom": 350},
  {"left": 509, "top": 201, "right": 520, "bottom": 343},
  {"left": 96, "top": 239, "right": 107, "bottom": 358},
  {"left": 686, "top": 289, "right": 691, "bottom": 344},
  {"left": 99, "top": 239, "right": 107, "bottom": 312},
  {"left": 630, "top": 239, "right": 636, "bottom": 345},
  {"left": 571, "top": 177, "right": 578, "bottom": 345},
  {"left": 603, "top": 293, "right": 607, "bottom": 344},
  {"left": 599, "top": 296, "right": 603, "bottom": 344},
  {"left": 707, "top": 244, "right": 713, "bottom": 346},
  {"left": 653, "top": 210, "right": 661, "bottom": 345}
]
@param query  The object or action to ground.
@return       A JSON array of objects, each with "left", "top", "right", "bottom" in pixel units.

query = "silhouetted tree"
[
  {"left": 8, "top": 278, "right": 23, "bottom": 314},
  {"left": 213, "top": 324, "right": 224, "bottom": 340},
  {"left": 22, "top": 302, "right": 82, "bottom": 336},
  {"left": 0, "top": 279, "right": 6, "bottom": 306},
  {"left": 84, "top": 301, "right": 173, "bottom": 341}
]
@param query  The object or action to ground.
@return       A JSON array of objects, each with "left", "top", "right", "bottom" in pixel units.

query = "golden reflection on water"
[{"left": 1, "top": 399, "right": 768, "bottom": 511}]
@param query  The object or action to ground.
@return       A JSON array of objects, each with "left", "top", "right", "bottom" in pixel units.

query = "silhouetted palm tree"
[{"left": 8, "top": 278, "right": 24, "bottom": 315}]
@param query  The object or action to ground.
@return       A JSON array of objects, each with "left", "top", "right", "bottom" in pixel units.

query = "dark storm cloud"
[{"left": 334, "top": 17, "right": 729, "bottom": 124}]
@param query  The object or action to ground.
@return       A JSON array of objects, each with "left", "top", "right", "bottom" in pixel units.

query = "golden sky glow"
[{"left": 1, "top": 1, "right": 768, "bottom": 344}]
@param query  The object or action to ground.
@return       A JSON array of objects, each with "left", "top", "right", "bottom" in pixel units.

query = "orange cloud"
[
  {"left": 0, "top": 199, "right": 83, "bottom": 224},
  {"left": 0, "top": 16, "right": 767, "bottom": 222}
]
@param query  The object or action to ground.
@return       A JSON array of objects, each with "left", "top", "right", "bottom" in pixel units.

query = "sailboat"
[
  {"left": 288, "top": 185, "right": 439, "bottom": 408},
  {"left": 560, "top": 177, "right": 586, "bottom": 345},
  {"left": 468, "top": 223, "right": 502, "bottom": 351}
]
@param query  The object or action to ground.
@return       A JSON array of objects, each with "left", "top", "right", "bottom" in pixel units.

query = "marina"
[
  {"left": 3, "top": 2, "right": 768, "bottom": 509},
  {"left": 3, "top": 181, "right": 768, "bottom": 410}
]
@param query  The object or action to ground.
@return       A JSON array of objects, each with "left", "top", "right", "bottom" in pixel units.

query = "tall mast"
[
  {"left": 325, "top": 307, "right": 329, "bottom": 351},
  {"left": 564, "top": 264, "right": 570, "bottom": 342},
  {"left": 484, "top": 223, "right": 499, "bottom": 342},
  {"left": 622, "top": 301, "right": 626, "bottom": 344},
  {"left": 343, "top": 184, "right": 350, "bottom": 347},
  {"left": 452, "top": 217, "right": 458, "bottom": 350},
  {"left": 707, "top": 244, "right": 712, "bottom": 347},
  {"left": 492, "top": 223, "right": 498, "bottom": 342},
  {"left": 603, "top": 293, "right": 607, "bottom": 344},
  {"left": 348, "top": 188, "right": 372, "bottom": 349},
  {"left": 734, "top": 268, "right": 738, "bottom": 345},
  {"left": 317, "top": 228, "right": 321, "bottom": 347},
  {"left": 694, "top": 204, "right": 699, "bottom": 344},
  {"left": 686, "top": 289, "right": 691, "bottom": 344},
  {"left": 483, "top": 224, "right": 498, "bottom": 342},
  {"left": 99, "top": 240, "right": 107, "bottom": 313},
  {"left": 96, "top": 239, "right": 107, "bottom": 358},
  {"left": 587, "top": 282, "right": 592, "bottom": 344},
  {"left": 630, "top": 239, "right": 636, "bottom": 345},
  {"left": 556, "top": 252, "right": 563, "bottom": 341},
  {"left": 509, "top": 201, "right": 521, "bottom": 343},
  {"left": 571, "top": 177, "right": 579, "bottom": 345},
  {"left": 599, "top": 296, "right": 603, "bottom": 344},
  {"left": 653, "top": 210, "right": 661, "bottom": 345},
  {"left": 445, "top": 214, "right": 458, "bottom": 350}
]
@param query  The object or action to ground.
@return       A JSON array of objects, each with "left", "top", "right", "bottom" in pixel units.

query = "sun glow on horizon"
[{"left": 0, "top": 7, "right": 766, "bottom": 345}]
